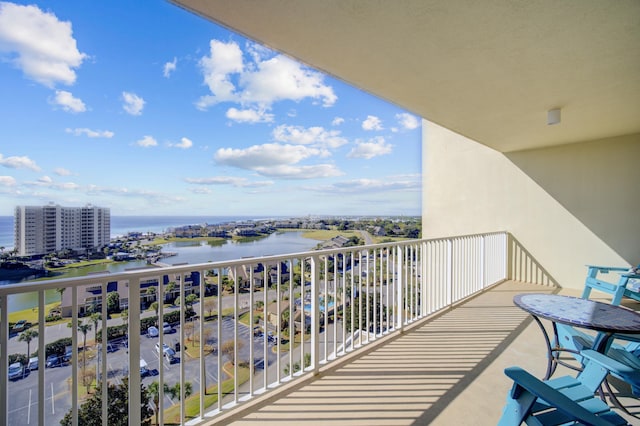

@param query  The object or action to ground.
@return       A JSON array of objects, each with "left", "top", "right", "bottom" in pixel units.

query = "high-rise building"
[{"left": 14, "top": 204, "right": 110, "bottom": 257}]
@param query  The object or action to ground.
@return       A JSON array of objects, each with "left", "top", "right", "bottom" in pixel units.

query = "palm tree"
[
  {"left": 147, "top": 381, "right": 161, "bottom": 426},
  {"left": 18, "top": 329, "right": 38, "bottom": 359},
  {"left": 68, "top": 320, "right": 92, "bottom": 368},
  {"left": 89, "top": 312, "right": 101, "bottom": 346},
  {"left": 56, "top": 287, "right": 66, "bottom": 303},
  {"left": 165, "top": 281, "right": 176, "bottom": 304}
]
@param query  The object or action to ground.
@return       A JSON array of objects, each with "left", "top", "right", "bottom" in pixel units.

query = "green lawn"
[
  {"left": 161, "top": 364, "right": 250, "bottom": 424},
  {"left": 8, "top": 301, "right": 64, "bottom": 326}
]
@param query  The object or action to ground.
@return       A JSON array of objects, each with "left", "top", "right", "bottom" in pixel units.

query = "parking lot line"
[{"left": 27, "top": 389, "right": 32, "bottom": 424}]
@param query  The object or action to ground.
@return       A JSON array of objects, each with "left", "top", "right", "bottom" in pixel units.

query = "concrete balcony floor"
[{"left": 211, "top": 280, "right": 640, "bottom": 425}]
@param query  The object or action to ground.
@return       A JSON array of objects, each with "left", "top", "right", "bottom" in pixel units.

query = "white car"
[
  {"left": 8, "top": 362, "right": 24, "bottom": 380},
  {"left": 27, "top": 357, "right": 38, "bottom": 371},
  {"left": 155, "top": 342, "right": 177, "bottom": 363},
  {"left": 147, "top": 326, "right": 159, "bottom": 338}
]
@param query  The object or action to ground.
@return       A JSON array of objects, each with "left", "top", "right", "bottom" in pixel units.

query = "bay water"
[{"left": 1, "top": 216, "right": 320, "bottom": 311}]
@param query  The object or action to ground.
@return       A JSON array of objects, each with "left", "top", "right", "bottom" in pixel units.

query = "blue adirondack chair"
[
  {"left": 498, "top": 350, "right": 631, "bottom": 425},
  {"left": 581, "top": 265, "right": 640, "bottom": 306},
  {"left": 555, "top": 265, "right": 640, "bottom": 395}
]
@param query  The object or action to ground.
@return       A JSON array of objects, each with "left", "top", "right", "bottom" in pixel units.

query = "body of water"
[
  {"left": 0, "top": 215, "right": 287, "bottom": 250},
  {"left": 2, "top": 226, "right": 321, "bottom": 311}
]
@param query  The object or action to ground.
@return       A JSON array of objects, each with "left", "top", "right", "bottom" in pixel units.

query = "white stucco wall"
[{"left": 421, "top": 120, "right": 639, "bottom": 289}]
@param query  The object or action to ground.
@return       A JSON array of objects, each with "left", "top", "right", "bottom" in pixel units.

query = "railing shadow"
[{"left": 508, "top": 233, "right": 558, "bottom": 286}]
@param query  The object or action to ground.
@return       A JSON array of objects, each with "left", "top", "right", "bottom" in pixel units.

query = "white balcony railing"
[{"left": 0, "top": 232, "right": 508, "bottom": 426}]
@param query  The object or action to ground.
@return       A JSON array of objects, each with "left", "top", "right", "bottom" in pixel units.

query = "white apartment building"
[{"left": 14, "top": 204, "right": 110, "bottom": 257}]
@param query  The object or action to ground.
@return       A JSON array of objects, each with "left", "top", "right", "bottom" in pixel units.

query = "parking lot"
[{"left": 6, "top": 317, "right": 276, "bottom": 425}]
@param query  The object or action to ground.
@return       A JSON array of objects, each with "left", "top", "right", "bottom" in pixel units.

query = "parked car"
[
  {"left": 147, "top": 326, "right": 159, "bottom": 338},
  {"left": 155, "top": 342, "right": 177, "bottom": 363},
  {"left": 46, "top": 354, "right": 62, "bottom": 368},
  {"left": 11, "top": 320, "right": 28, "bottom": 333},
  {"left": 163, "top": 322, "right": 175, "bottom": 334},
  {"left": 97, "top": 342, "right": 117, "bottom": 353},
  {"left": 140, "top": 358, "right": 150, "bottom": 377},
  {"left": 8, "top": 362, "right": 24, "bottom": 380},
  {"left": 27, "top": 357, "right": 38, "bottom": 371},
  {"left": 63, "top": 346, "right": 73, "bottom": 362}
]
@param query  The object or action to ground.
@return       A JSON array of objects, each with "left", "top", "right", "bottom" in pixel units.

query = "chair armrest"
[
  {"left": 503, "top": 366, "right": 614, "bottom": 426},
  {"left": 581, "top": 349, "right": 639, "bottom": 377},
  {"left": 586, "top": 265, "right": 630, "bottom": 274}
]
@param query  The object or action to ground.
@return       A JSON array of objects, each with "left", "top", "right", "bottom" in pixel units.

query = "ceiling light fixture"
[{"left": 547, "top": 108, "right": 561, "bottom": 125}]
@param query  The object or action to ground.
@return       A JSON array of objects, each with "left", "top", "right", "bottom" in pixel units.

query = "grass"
[
  {"left": 161, "top": 363, "right": 250, "bottom": 424},
  {"left": 8, "top": 301, "right": 64, "bottom": 326},
  {"left": 48, "top": 258, "right": 114, "bottom": 271}
]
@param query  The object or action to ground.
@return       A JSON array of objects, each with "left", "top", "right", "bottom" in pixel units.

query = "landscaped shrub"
[
  {"left": 32, "top": 337, "right": 73, "bottom": 357},
  {"left": 9, "top": 353, "right": 27, "bottom": 365}
]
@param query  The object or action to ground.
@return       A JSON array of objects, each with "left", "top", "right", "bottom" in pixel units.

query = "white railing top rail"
[{"left": 0, "top": 232, "right": 507, "bottom": 297}]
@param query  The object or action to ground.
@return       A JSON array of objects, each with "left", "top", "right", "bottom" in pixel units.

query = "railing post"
[
  {"left": 396, "top": 245, "right": 404, "bottom": 331},
  {"left": 310, "top": 255, "right": 320, "bottom": 374},
  {"left": 447, "top": 239, "right": 453, "bottom": 307},
  {"left": 1, "top": 293, "right": 7, "bottom": 426},
  {"left": 71, "top": 286, "right": 78, "bottom": 426},
  {"left": 38, "top": 291, "right": 45, "bottom": 426},
  {"left": 128, "top": 277, "right": 141, "bottom": 426}
]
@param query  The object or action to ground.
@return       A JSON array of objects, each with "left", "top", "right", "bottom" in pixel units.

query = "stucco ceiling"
[{"left": 172, "top": 0, "right": 640, "bottom": 153}]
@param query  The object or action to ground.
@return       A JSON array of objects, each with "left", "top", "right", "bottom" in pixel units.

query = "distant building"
[{"left": 14, "top": 203, "right": 110, "bottom": 257}]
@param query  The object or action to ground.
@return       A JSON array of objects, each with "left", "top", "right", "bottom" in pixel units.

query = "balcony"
[{"left": 1, "top": 232, "right": 637, "bottom": 425}]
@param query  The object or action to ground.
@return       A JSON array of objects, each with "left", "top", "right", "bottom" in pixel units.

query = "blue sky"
[{"left": 0, "top": 1, "right": 421, "bottom": 217}]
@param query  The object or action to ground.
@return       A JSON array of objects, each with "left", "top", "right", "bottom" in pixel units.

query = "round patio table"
[{"left": 513, "top": 293, "right": 640, "bottom": 379}]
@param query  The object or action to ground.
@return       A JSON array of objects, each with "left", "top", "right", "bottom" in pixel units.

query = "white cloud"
[
  {"left": 54, "top": 167, "right": 72, "bottom": 176},
  {"left": 214, "top": 143, "right": 341, "bottom": 179},
  {"left": 347, "top": 136, "right": 393, "bottom": 159},
  {"left": 0, "top": 153, "right": 41, "bottom": 171},
  {"left": 52, "top": 90, "right": 86, "bottom": 113},
  {"left": 66, "top": 127, "right": 114, "bottom": 138},
  {"left": 185, "top": 176, "right": 274, "bottom": 187},
  {"left": 0, "top": 176, "right": 16, "bottom": 186},
  {"left": 256, "top": 164, "right": 342, "bottom": 179},
  {"left": 309, "top": 175, "right": 421, "bottom": 194},
  {"left": 0, "top": 2, "right": 86, "bottom": 87},
  {"left": 197, "top": 40, "right": 244, "bottom": 109},
  {"left": 171, "top": 137, "right": 193, "bottom": 149},
  {"left": 122, "top": 91, "right": 145, "bottom": 115},
  {"left": 197, "top": 39, "right": 336, "bottom": 111},
  {"left": 272, "top": 124, "right": 347, "bottom": 149},
  {"left": 396, "top": 112, "right": 419, "bottom": 130},
  {"left": 191, "top": 187, "right": 212, "bottom": 194},
  {"left": 136, "top": 135, "right": 157, "bottom": 147},
  {"left": 163, "top": 57, "right": 177, "bottom": 78},
  {"left": 240, "top": 55, "right": 337, "bottom": 107},
  {"left": 332, "top": 117, "right": 345, "bottom": 126},
  {"left": 38, "top": 175, "right": 53, "bottom": 184},
  {"left": 226, "top": 107, "right": 274, "bottom": 123},
  {"left": 215, "top": 143, "right": 320, "bottom": 168},
  {"left": 362, "top": 115, "right": 383, "bottom": 131}
]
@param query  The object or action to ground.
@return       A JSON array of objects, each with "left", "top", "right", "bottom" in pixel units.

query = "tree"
[
  {"left": 69, "top": 320, "right": 92, "bottom": 368},
  {"left": 220, "top": 339, "right": 244, "bottom": 365},
  {"left": 60, "top": 378, "right": 152, "bottom": 426},
  {"left": 165, "top": 382, "right": 192, "bottom": 400},
  {"left": 284, "top": 352, "right": 311, "bottom": 375},
  {"left": 18, "top": 328, "right": 38, "bottom": 359},
  {"left": 165, "top": 281, "right": 176, "bottom": 303},
  {"left": 89, "top": 312, "right": 101, "bottom": 345},
  {"left": 107, "top": 291, "right": 120, "bottom": 314},
  {"left": 147, "top": 381, "right": 161, "bottom": 426},
  {"left": 203, "top": 298, "right": 216, "bottom": 319},
  {"left": 175, "top": 293, "right": 198, "bottom": 308},
  {"left": 56, "top": 287, "right": 66, "bottom": 304}
]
